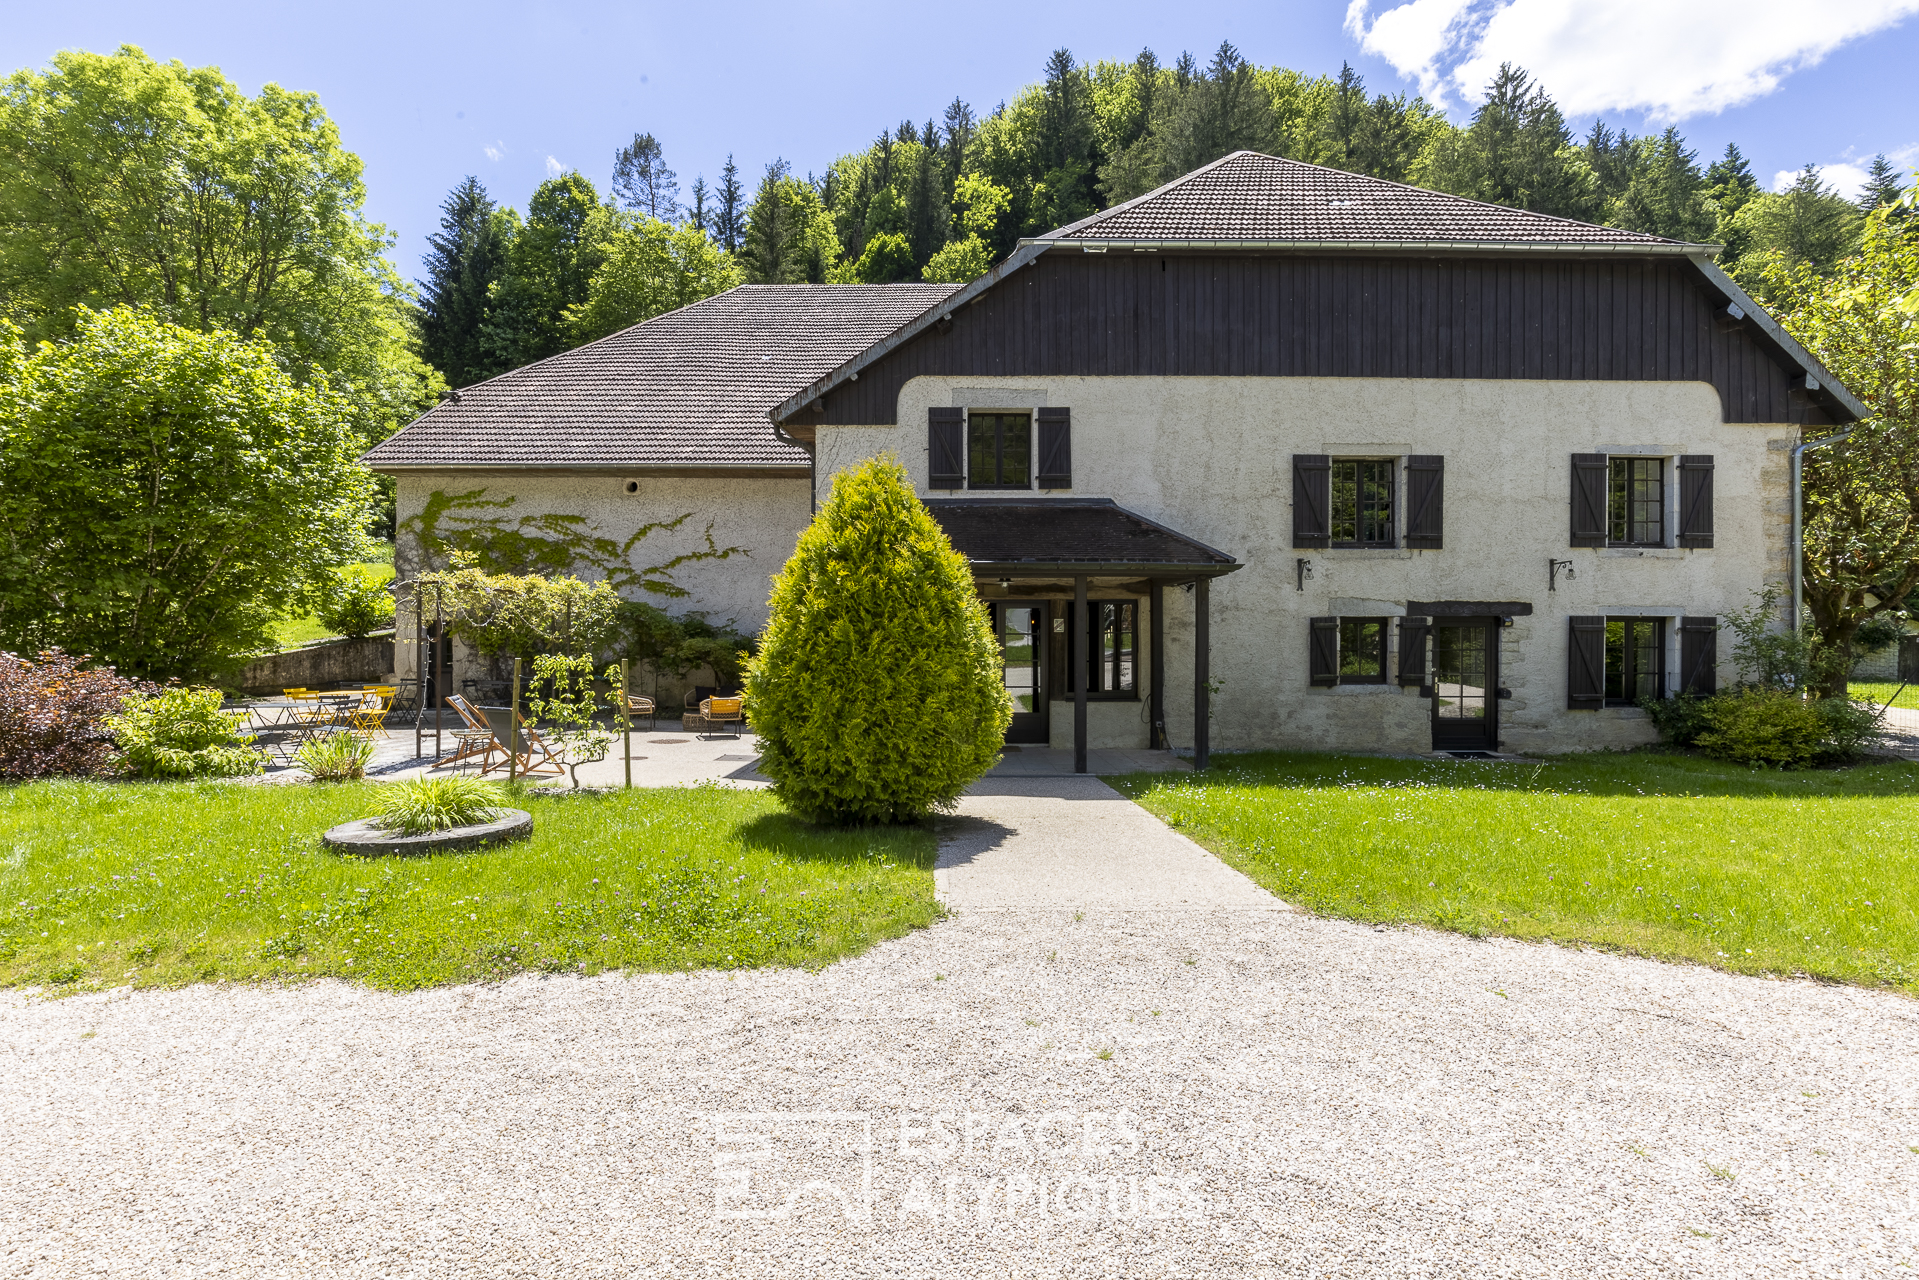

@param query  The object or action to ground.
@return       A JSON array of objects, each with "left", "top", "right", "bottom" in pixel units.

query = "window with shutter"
[
  {"left": 1570, "top": 455, "right": 1607, "bottom": 547},
  {"left": 1036, "top": 407, "right": 1071, "bottom": 489},
  {"left": 1567, "top": 616, "right": 1606, "bottom": 709},
  {"left": 1397, "top": 616, "right": 1431, "bottom": 687},
  {"left": 1677, "top": 455, "right": 1715, "bottom": 548},
  {"left": 1404, "top": 455, "right": 1444, "bottom": 549},
  {"left": 928, "top": 407, "right": 965, "bottom": 489},
  {"left": 1308, "top": 616, "right": 1338, "bottom": 686},
  {"left": 1293, "top": 455, "right": 1330, "bottom": 548},
  {"left": 1679, "top": 616, "right": 1718, "bottom": 694}
]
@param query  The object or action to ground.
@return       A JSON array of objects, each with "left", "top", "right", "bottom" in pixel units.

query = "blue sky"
[{"left": 5, "top": 0, "right": 1917, "bottom": 281}]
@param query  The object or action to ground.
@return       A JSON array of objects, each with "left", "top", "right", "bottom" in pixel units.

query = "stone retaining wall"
[{"left": 239, "top": 635, "right": 395, "bottom": 694}]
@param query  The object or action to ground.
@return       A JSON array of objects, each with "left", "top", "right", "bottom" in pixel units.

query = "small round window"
[{"left": 623, "top": 479, "right": 640, "bottom": 495}]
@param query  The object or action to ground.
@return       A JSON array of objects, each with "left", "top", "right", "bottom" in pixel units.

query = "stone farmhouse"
[{"left": 365, "top": 151, "right": 1867, "bottom": 767}]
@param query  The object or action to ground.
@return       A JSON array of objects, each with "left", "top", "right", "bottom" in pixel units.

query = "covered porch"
[{"left": 924, "top": 498, "right": 1241, "bottom": 774}]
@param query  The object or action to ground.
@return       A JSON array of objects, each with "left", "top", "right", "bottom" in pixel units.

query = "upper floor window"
[
  {"left": 968, "top": 413, "right": 1030, "bottom": 489},
  {"left": 1330, "top": 460, "right": 1395, "bottom": 547},
  {"left": 1608, "top": 457, "right": 1664, "bottom": 546}
]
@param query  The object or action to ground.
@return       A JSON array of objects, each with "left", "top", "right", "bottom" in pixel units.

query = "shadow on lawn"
[
  {"left": 1147, "top": 749, "right": 1919, "bottom": 800},
  {"left": 731, "top": 812, "right": 939, "bottom": 867}
]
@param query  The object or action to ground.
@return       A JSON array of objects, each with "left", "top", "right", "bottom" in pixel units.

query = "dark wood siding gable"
[{"left": 817, "top": 253, "right": 1831, "bottom": 427}]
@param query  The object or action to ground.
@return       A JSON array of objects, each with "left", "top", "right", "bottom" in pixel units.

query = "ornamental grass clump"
[
  {"left": 373, "top": 776, "right": 505, "bottom": 835},
  {"left": 746, "top": 454, "right": 1010, "bottom": 825},
  {"left": 296, "top": 730, "right": 375, "bottom": 781}
]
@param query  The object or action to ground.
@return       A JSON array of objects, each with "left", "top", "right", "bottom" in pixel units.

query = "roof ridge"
[{"left": 1045, "top": 149, "right": 1683, "bottom": 247}]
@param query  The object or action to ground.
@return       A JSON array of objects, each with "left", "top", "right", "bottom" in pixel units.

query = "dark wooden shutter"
[
  {"left": 928, "top": 407, "right": 965, "bottom": 490},
  {"left": 1404, "top": 455, "right": 1444, "bottom": 549},
  {"left": 1571, "top": 454, "right": 1608, "bottom": 547},
  {"left": 1293, "top": 454, "right": 1330, "bottom": 548},
  {"left": 1677, "top": 455, "right": 1715, "bottom": 548},
  {"left": 1567, "top": 615, "right": 1605, "bottom": 709},
  {"left": 1308, "top": 616, "right": 1339, "bottom": 686},
  {"left": 1397, "top": 616, "right": 1431, "bottom": 687},
  {"left": 1036, "top": 407, "right": 1071, "bottom": 489},
  {"left": 1679, "top": 616, "right": 1718, "bottom": 695}
]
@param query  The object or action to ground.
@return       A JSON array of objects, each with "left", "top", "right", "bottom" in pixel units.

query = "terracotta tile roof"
[
  {"left": 925, "top": 499, "right": 1238, "bottom": 571},
  {"left": 363, "top": 283, "right": 962, "bottom": 470},
  {"left": 1045, "top": 151, "right": 1685, "bottom": 248}
]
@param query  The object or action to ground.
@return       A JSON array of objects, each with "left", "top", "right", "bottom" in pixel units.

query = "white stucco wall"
[
  {"left": 389, "top": 471, "right": 810, "bottom": 691},
  {"left": 817, "top": 375, "right": 1791, "bottom": 756}
]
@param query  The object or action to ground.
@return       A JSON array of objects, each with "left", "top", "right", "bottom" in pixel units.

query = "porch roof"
[{"left": 924, "top": 498, "right": 1239, "bottom": 578}]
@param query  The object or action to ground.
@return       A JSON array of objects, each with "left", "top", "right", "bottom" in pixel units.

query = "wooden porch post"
[
  {"left": 1074, "top": 574, "right": 1089, "bottom": 774},
  {"left": 1194, "top": 577, "right": 1210, "bottom": 771},
  {"left": 1149, "top": 578, "right": 1166, "bottom": 751}
]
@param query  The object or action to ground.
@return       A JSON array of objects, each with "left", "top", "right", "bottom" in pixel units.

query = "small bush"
[
  {"left": 318, "top": 568, "right": 395, "bottom": 640},
  {"left": 0, "top": 649, "right": 148, "bottom": 779},
  {"left": 296, "top": 731, "right": 375, "bottom": 781},
  {"left": 746, "top": 455, "right": 1010, "bottom": 824},
  {"left": 107, "top": 686, "right": 262, "bottom": 778},
  {"left": 1641, "top": 691, "right": 1711, "bottom": 747},
  {"left": 1811, "top": 696, "right": 1885, "bottom": 760},
  {"left": 373, "top": 775, "right": 505, "bottom": 835},
  {"left": 1694, "top": 689, "right": 1829, "bottom": 767}
]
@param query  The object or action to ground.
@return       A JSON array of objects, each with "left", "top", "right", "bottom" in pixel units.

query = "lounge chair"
[
  {"left": 698, "top": 695, "right": 745, "bottom": 738},
  {"left": 439, "top": 694, "right": 506, "bottom": 771},
  {"left": 475, "top": 705, "right": 566, "bottom": 777}
]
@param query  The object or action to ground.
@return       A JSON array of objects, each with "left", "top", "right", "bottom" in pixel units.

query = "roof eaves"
[
  {"left": 1685, "top": 254, "right": 1869, "bottom": 423},
  {"left": 1021, "top": 237, "right": 1718, "bottom": 256},
  {"left": 769, "top": 245, "right": 1048, "bottom": 425}
]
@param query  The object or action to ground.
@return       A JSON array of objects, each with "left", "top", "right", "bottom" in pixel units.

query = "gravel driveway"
[{"left": 4, "top": 905, "right": 1914, "bottom": 1278}]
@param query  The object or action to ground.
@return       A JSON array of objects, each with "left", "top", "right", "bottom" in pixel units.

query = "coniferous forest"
[{"left": 416, "top": 43, "right": 1909, "bottom": 392}]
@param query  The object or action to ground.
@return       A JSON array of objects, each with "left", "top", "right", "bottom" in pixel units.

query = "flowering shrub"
[{"left": 0, "top": 649, "right": 147, "bottom": 779}]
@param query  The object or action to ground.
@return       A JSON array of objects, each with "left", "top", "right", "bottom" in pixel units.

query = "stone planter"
[{"left": 321, "top": 808, "right": 533, "bottom": 856}]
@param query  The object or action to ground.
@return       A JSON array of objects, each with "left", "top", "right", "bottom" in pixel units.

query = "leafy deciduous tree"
[
  {"left": 0, "top": 307, "right": 374, "bottom": 678},
  {"left": 566, "top": 216, "right": 741, "bottom": 343}
]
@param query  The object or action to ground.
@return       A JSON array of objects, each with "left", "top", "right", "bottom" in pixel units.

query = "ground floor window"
[
  {"left": 1338, "top": 617, "right": 1387, "bottom": 683},
  {"left": 1605, "top": 617, "right": 1665, "bottom": 704},
  {"left": 1309, "top": 615, "right": 1390, "bottom": 686}
]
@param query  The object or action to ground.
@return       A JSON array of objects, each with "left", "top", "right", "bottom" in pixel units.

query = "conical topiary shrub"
[{"left": 747, "top": 455, "right": 1010, "bottom": 824}]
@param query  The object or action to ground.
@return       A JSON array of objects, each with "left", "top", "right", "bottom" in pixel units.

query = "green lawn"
[
  {"left": 1849, "top": 680, "right": 1919, "bottom": 711},
  {"left": 268, "top": 558, "right": 396, "bottom": 650},
  {"left": 1114, "top": 752, "right": 1919, "bottom": 995},
  {"left": 0, "top": 781, "right": 937, "bottom": 992}
]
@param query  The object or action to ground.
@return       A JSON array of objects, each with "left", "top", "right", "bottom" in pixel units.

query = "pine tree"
[
  {"left": 687, "top": 176, "right": 709, "bottom": 232},
  {"left": 1618, "top": 127, "right": 1711, "bottom": 242},
  {"left": 611, "top": 132, "right": 679, "bottom": 220},
  {"left": 1322, "top": 63, "right": 1368, "bottom": 169},
  {"left": 714, "top": 155, "right": 746, "bottom": 253},
  {"left": 417, "top": 176, "right": 512, "bottom": 388},
  {"left": 940, "top": 97, "right": 976, "bottom": 203},
  {"left": 1033, "top": 48, "right": 1099, "bottom": 232},
  {"left": 1705, "top": 143, "right": 1759, "bottom": 214},
  {"left": 904, "top": 120, "right": 949, "bottom": 267},
  {"left": 1583, "top": 121, "right": 1639, "bottom": 217},
  {"left": 1857, "top": 154, "right": 1907, "bottom": 213},
  {"left": 1436, "top": 64, "right": 1595, "bottom": 221}
]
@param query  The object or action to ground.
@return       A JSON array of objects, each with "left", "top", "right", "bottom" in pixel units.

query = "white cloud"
[
  {"left": 545, "top": 155, "right": 565, "bottom": 178},
  {"left": 1774, "top": 145, "right": 1919, "bottom": 198},
  {"left": 1348, "top": 0, "right": 1919, "bottom": 119},
  {"left": 483, "top": 142, "right": 504, "bottom": 162}
]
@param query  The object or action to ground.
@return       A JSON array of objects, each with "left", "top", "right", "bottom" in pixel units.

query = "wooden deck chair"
[
  {"left": 475, "top": 705, "right": 566, "bottom": 777},
  {"left": 438, "top": 694, "right": 506, "bottom": 771}
]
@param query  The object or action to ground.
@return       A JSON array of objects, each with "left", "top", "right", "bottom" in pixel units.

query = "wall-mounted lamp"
[
  {"left": 1296, "top": 558, "right": 1314, "bottom": 592},
  {"left": 1548, "top": 558, "right": 1576, "bottom": 591},
  {"left": 1499, "top": 615, "right": 1515, "bottom": 628},
  {"left": 997, "top": 577, "right": 1013, "bottom": 592}
]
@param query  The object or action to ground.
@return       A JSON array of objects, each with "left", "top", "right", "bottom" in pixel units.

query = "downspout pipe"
[{"left": 1791, "top": 428, "right": 1855, "bottom": 634}]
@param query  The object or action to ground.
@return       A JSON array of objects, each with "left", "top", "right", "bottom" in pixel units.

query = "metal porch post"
[
  {"left": 1073, "top": 574, "right": 1089, "bottom": 774},
  {"left": 1149, "top": 578, "right": 1166, "bottom": 751},
  {"left": 1194, "top": 577, "right": 1210, "bottom": 771}
]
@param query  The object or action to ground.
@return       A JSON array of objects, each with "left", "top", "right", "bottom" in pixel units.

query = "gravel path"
[{"left": 4, "top": 906, "right": 1915, "bottom": 1278}]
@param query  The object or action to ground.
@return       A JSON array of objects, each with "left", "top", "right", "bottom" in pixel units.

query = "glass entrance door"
[
  {"left": 995, "top": 602, "right": 1049, "bottom": 744},
  {"left": 1431, "top": 619, "right": 1498, "bottom": 751}
]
